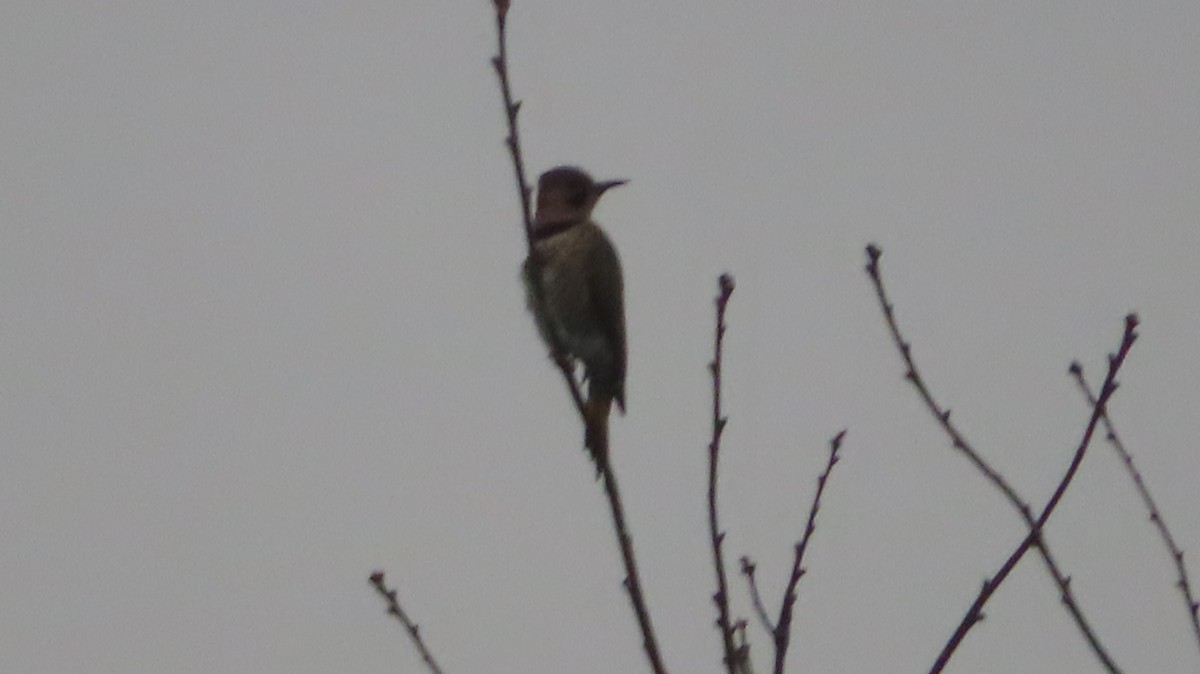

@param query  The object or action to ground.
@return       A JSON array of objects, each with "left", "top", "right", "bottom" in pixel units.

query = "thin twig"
[
  {"left": 490, "top": 0, "right": 534, "bottom": 250},
  {"left": 707, "top": 273, "right": 747, "bottom": 674},
  {"left": 489, "top": 4, "right": 666, "bottom": 672},
  {"left": 369, "top": 571, "right": 446, "bottom": 674},
  {"left": 490, "top": 0, "right": 585, "bottom": 417},
  {"left": 772, "top": 430, "right": 846, "bottom": 674},
  {"left": 863, "top": 244, "right": 1128, "bottom": 674},
  {"left": 739, "top": 557, "right": 776, "bottom": 637},
  {"left": 1071, "top": 363, "right": 1200, "bottom": 658},
  {"left": 864, "top": 245, "right": 1028, "bottom": 514}
]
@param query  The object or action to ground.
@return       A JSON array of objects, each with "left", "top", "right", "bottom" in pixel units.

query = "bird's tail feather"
[{"left": 584, "top": 396, "right": 612, "bottom": 468}]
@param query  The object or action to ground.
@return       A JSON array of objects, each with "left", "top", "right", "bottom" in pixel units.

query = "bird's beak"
[{"left": 595, "top": 179, "right": 629, "bottom": 194}]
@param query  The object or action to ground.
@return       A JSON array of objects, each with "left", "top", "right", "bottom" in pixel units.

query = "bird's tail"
[{"left": 583, "top": 395, "right": 612, "bottom": 468}]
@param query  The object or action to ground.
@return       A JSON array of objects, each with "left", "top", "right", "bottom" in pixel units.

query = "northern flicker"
[{"left": 522, "top": 165, "right": 627, "bottom": 461}]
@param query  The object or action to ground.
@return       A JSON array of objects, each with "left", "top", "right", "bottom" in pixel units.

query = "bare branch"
[
  {"left": 490, "top": 5, "right": 665, "bottom": 672},
  {"left": 929, "top": 317, "right": 1136, "bottom": 673},
  {"left": 369, "top": 571, "right": 446, "bottom": 674},
  {"left": 707, "top": 274, "right": 748, "bottom": 674},
  {"left": 1071, "top": 363, "right": 1200, "bottom": 658},
  {"left": 596, "top": 457, "right": 670, "bottom": 674},
  {"left": 864, "top": 244, "right": 1129, "bottom": 673},
  {"left": 772, "top": 431, "right": 846, "bottom": 674}
]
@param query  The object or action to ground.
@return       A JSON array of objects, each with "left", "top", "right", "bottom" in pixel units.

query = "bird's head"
[{"left": 533, "top": 165, "right": 626, "bottom": 228}]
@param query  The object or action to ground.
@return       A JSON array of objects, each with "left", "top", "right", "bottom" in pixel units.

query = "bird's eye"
[{"left": 569, "top": 188, "right": 588, "bottom": 208}]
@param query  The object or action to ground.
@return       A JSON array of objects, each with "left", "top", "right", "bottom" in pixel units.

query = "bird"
[{"left": 522, "top": 165, "right": 627, "bottom": 463}]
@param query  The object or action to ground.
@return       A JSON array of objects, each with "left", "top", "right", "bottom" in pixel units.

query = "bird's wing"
[{"left": 587, "top": 228, "right": 627, "bottom": 412}]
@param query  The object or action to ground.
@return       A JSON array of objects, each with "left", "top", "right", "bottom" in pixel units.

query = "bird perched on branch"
[{"left": 522, "top": 165, "right": 627, "bottom": 462}]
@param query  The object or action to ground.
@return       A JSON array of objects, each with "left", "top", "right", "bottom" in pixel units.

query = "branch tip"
[
  {"left": 718, "top": 273, "right": 736, "bottom": 296},
  {"left": 865, "top": 243, "right": 882, "bottom": 268}
]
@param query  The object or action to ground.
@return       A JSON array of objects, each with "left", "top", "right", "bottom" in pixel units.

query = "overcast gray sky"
[{"left": 3, "top": 2, "right": 1199, "bottom": 672}]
